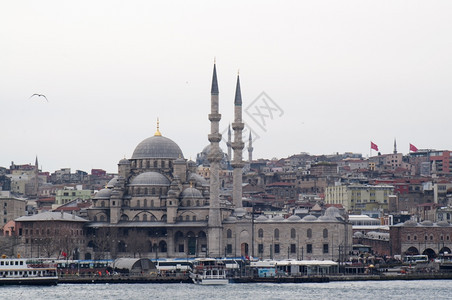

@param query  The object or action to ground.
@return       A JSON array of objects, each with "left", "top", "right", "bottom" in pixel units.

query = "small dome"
[
  {"left": 287, "top": 215, "right": 301, "bottom": 222},
  {"left": 234, "top": 208, "right": 247, "bottom": 217},
  {"left": 325, "top": 206, "right": 341, "bottom": 218},
  {"left": 225, "top": 216, "right": 237, "bottom": 222},
  {"left": 272, "top": 215, "right": 285, "bottom": 222},
  {"left": 403, "top": 219, "right": 417, "bottom": 226},
  {"left": 181, "top": 187, "right": 203, "bottom": 199},
  {"left": 130, "top": 172, "right": 170, "bottom": 186},
  {"left": 420, "top": 220, "right": 433, "bottom": 226},
  {"left": 119, "top": 158, "right": 130, "bottom": 165},
  {"left": 94, "top": 188, "right": 112, "bottom": 199},
  {"left": 256, "top": 215, "right": 268, "bottom": 221},
  {"left": 302, "top": 215, "right": 317, "bottom": 222},
  {"left": 106, "top": 177, "right": 119, "bottom": 188},
  {"left": 354, "top": 232, "right": 364, "bottom": 238},
  {"left": 132, "top": 135, "right": 184, "bottom": 159},
  {"left": 437, "top": 221, "right": 450, "bottom": 227}
]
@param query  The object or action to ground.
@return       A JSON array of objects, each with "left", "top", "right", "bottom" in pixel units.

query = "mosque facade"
[{"left": 85, "top": 64, "right": 352, "bottom": 260}]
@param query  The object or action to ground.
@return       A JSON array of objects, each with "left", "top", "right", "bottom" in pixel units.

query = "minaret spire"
[
  {"left": 248, "top": 132, "right": 253, "bottom": 163},
  {"left": 207, "top": 61, "right": 223, "bottom": 257},
  {"left": 393, "top": 138, "right": 397, "bottom": 154},
  {"left": 227, "top": 124, "right": 232, "bottom": 164},
  {"left": 231, "top": 74, "right": 245, "bottom": 209}
]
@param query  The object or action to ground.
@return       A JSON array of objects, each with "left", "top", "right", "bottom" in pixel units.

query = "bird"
[{"left": 30, "top": 94, "right": 48, "bottom": 102}]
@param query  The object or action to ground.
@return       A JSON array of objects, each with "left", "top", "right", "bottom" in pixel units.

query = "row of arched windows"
[
  {"left": 132, "top": 160, "right": 173, "bottom": 169},
  {"left": 247, "top": 228, "right": 329, "bottom": 240},
  {"left": 407, "top": 234, "right": 450, "bottom": 241},
  {"left": 129, "top": 187, "right": 167, "bottom": 196}
]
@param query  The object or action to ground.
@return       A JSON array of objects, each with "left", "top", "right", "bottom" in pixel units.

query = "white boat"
[
  {"left": 0, "top": 258, "right": 58, "bottom": 285},
  {"left": 190, "top": 258, "right": 229, "bottom": 285}
]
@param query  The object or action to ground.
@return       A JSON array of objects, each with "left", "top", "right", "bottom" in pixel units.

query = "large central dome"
[{"left": 131, "top": 135, "right": 184, "bottom": 159}]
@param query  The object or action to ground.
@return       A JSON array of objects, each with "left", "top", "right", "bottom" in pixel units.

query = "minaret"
[
  {"left": 207, "top": 62, "right": 223, "bottom": 257},
  {"left": 227, "top": 124, "right": 232, "bottom": 163},
  {"left": 231, "top": 73, "right": 245, "bottom": 209},
  {"left": 248, "top": 132, "right": 253, "bottom": 163},
  {"left": 34, "top": 156, "right": 39, "bottom": 198},
  {"left": 393, "top": 138, "right": 397, "bottom": 154}
]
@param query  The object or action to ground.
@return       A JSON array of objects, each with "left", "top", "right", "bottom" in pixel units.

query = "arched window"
[
  {"left": 100, "top": 215, "right": 105, "bottom": 222},
  {"left": 307, "top": 228, "right": 312, "bottom": 239},
  {"left": 323, "top": 228, "right": 328, "bottom": 239},
  {"left": 187, "top": 200, "right": 191, "bottom": 207},
  {"left": 137, "top": 200, "right": 140, "bottom": 208},
  {"left": 154, "top": 161, "right": 158, "bottom": 168},
  {"left": 196, "top": 200, "right": 200, "bottom": 206},
  {"left": 258, "top": 228, "right": 264, "bottom": 238},
  {"left": 186, "top": 215, "right": 190, "bottom": 221},
  {"left": 227, "top": 229, "right": 232, "bottom": 239},
  {"left": 192, "top": 215, "right": 196, "bottom": 221},
  {"left": 162, "top": 161, "right": 165, "bottom": 168},
  {"left": 290, "top": 228, "right": 296, "bottom": 239},
  {"left": 144, "top": 199, "right": 147, "bottom": 207},
  {"left": 143, "top": 214, "right": 147, "bottom": 221},
  {"left": 274, "top": 228, "right": 279, "bottom": 240},
  {"left": 152, "top": 188, "right": 155, "bottom": 195}
]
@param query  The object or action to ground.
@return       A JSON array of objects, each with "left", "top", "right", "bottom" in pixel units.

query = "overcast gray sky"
[{"left": 2, "top": 1, "right": 452, "bottom": 173}]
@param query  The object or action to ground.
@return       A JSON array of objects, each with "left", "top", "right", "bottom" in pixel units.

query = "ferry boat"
[
  {"left": 0, "top": 258, "right": 58, "bottom": 285},
  {"left": 189, "top": 258, "right": 229, "bottom": 285}
]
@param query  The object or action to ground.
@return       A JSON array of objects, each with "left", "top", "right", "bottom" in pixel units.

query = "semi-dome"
[
  {"left": 106, "top": 176, "right": 119, "bottom": 188},
  {"left": 181, "top": 187, "right": 203, "bottom": 199},
  {"left": 131, "top": 135, "right": 184, "bottom": 159},
  {"left": 94, "top": 188, "right": 112, "bottom": 199},
  {"left": 188, "top": 173, "right": 208, "bottom": 185},
  {"left": 130, "top": 172, "right": 170, "bottom": 186}
]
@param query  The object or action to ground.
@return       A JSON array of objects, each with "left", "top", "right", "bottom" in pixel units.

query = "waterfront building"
[
  {"left": 390, "top": 219, "right": 452, "bottom": 258},
  {"left": 14, "top": 211, "right": 88, "bottom": 258}
]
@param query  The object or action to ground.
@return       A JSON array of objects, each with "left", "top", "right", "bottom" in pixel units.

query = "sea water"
[{"left": 1, "top": 280, "right": 450, "bottom": 300}]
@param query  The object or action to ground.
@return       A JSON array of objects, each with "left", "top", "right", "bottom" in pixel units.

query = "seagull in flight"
[{"left": 30, "top": 94, "right": 48, "bottom": 102}]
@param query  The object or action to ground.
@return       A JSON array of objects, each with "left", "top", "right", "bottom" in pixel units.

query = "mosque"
[{"left": 86, "top": 64, "right": 352, "bottom": 260}]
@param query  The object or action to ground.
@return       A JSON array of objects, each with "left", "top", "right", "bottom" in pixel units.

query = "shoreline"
[{"left": 58, "top": 273, "right": 452, "bottom": 284}]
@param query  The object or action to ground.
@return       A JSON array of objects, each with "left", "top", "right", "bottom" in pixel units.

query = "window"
[
  {"left": 178, "top": 244, "right": 184, "bottom": 252},
  {"left": 307, "top": 244, "right": 312, "bottom": 254},
  {"left": 274, "top": 229, "right": 279, "bottom": 240},
  {"left": 227, "top": 244, "right": 232, "bottom": 254},
  {"left": 290, "top": 244, "right": 296, "bottom": 253},
  {"left": 414, "top": 235, "right": 417, "bottom": 241},
  {"left": 258, "top": 244, "right": 264, "bottom": 254},
  {"left": 258, "top": 229, "right": 264, "bottom": 238},
  {"left": 290, "top": 228, "right": 296, "bottom": 239},
  {"left": 323, "top": 244, "right": 329, "bottom": 254},
  {"left": 307, "top": 228, "right": 312, "bottom": 239},
  {"left": 323, "top": 229, "right": 328, "bottom": 238},
  {"left": 227, "top": 229, "right": 232, "bottom": 239},
  {"left": 274, "top": 244, "right": 280, "bottom": 254},
  {"left": 407, "top": 235, "right": 411, "bottom": 241}
]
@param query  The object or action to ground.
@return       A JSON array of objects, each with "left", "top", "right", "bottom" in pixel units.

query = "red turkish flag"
[
  {"left": 371, "top": 142, "right": 379, "bottom": 151},
  {"left": 410, "top": 143, "right": 418, "bottom": 152}
]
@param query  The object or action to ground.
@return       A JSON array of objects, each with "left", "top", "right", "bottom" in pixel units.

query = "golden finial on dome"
[{"left": 154, "top": 118, "right": 162, "bottom": 136}]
